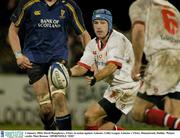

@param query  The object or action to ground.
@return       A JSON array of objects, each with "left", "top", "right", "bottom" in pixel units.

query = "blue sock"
[{"left": 56, "top": 114, "right": 72, "bottom": 130}]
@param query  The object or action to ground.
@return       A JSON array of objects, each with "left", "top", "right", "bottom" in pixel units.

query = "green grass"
[
  {"left": 121, "top": 123, "right": 167, "bottom": 130},
  {"left": 0, "top": 123, "right": 167, "bottom": 130},
  {"left": 0, "top": 124, "right": 42, "bottom": 130}
]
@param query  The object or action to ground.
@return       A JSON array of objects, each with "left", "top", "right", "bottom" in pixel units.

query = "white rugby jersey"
[
  {"left": 129, "top": 0, "right": 180, "bottom": 60},
  {"left": 78, "top": 30, "right": 137, "bottom": 89}
]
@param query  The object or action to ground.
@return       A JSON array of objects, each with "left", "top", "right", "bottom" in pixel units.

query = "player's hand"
[
  {"left": 85, "top": 76, "right": 96, "bottom": 86},
  {"left": 16, "top": 55, "right": 32, "bottom": 69},
  {"left": 131, "top": 63, "right": 141, "bottom": 81}
]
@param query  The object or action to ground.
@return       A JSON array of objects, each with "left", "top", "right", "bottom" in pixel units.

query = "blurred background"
[{"left": 0, "top": 0, "right": 179, "bottom": 130}]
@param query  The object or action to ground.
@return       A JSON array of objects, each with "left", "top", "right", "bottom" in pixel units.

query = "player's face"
[{"left": 93, "top": 20, "right": 109, "bottom": 39}]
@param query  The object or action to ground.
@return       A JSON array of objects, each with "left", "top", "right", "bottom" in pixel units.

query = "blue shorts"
[{"left": 26, "top": 59, "right": 67, "bottom": 84}]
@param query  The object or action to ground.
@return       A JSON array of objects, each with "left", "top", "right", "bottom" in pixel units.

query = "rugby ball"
[{"left": 48, "top": 62, "right": 70, "bottom": 89}]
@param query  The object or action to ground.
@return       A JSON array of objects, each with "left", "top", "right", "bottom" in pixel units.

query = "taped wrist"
[
  {"left": 90, "top": 76, "right": 96, "bottom": 86},
  {"left": 14, "top": 51, "right": 23, "bottom": 58},
  {"left": 84, "top": 70, "right": 94, "bottom": 77}
]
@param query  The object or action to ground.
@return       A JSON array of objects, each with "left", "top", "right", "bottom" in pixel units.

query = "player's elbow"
[
  {"left": 8, "top": 23, "right": 19, "bottom": 39},
  {"left": 79, "top": 30, "right": 91, "bottom": 46},
  {"left": 132, "top": 24, "right": 145, "bottom": 38}
]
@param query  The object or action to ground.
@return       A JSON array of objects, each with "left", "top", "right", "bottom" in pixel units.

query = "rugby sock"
[
  {"left": 40, "top": 113, "right": 56, "bottom": 130},
  {"left": 85, "top": 125, "right": 99, "bottom": 130},
  {"left": 56, "top": 114, "right": 72, "bottom": 130},
  {"left": 145, "top": 109, "right": 180, "bottom": 130},
  {"left": 113, "top": 125, "right": 125, "bottom": 130}
]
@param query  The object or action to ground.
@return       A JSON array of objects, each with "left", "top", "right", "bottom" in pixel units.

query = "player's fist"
[
  {"left": 85, "top": 76, "right": 96, "bottom": 86},
  {"left": 17, "top": 55, "right": 32, "bottom": 69},
  {"left": 131, "top": 63, "right": 141, "bottom": 81}
]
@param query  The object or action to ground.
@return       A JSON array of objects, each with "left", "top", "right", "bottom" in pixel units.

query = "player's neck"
[
  {"left": 99, "top": 37, "right": 108, "bottom": 45},
  {"left": 45, "top": 0, "right": 57, "bottom": 6},
  {"left": 99, "top": 32, "right": 110, "bottom": 45}
]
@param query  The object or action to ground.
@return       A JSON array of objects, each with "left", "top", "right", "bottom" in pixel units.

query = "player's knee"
[
  {"left": 84, "top": 108, "right": 99, "bottom": 123},
  {"left": 37, "top": 93, "right": 52, "bottom": 114},
  {"left": 172, "top": 112, "right": 180, "bottom": 118},
  {"left": 52, "top": 93, "right": 66, "bottom": 106},
  {"left": 52, "top": 92, "right": 69, "bottom": 115},
  {"left": 131, "top": 107, "right": 144, "bottom": 122},
  {"left": 40, "top": 103, "right": 53, "bottom": 114},
  {"left": 84, "top": 111, "right": 94, "bottom": 124},
  {"left": 52, "top": 92, "right": 64, "bottom": 100},
  {"left": 171, "top": 109, "right": 180, "bottom": 118},
  {"left": 169, "top": 99, "right": 180, "bottom": 118},
  {"left": 51, "top": 89, "right": 66, "bottom": 99}
]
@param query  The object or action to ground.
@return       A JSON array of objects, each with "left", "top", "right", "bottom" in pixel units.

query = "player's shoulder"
[
  {"left": 129, "top": 0, "right": 150, "bottom": 24},
  {"left": 129, "top": 0, "right": 149, "bottom": 13},
  {"left": 18, "top": 0, "right": 39, "bottom": 5},
  {"left": 87, "top": 38, "right": 97, "bottom": 47},
  {"left": 83, "top": 38, "right": 96, "bottom": 51},
  {"left": 112, "top": 29, "right": 124, "bottom": 36},
  {"left": 110, "top": 30, "right": 132, "bottom": 47},
  {"left": 62, "top": 0, "right": 81, "bottom": 14},
  {"left": 153, "top": 0, "right": 178, "bottom": 11},
  {"left": 62, "top": 0, "right": 78, "bottom": 7},
  {"left": 111, "top": 30, "right": 128, "bottom": 42},
  {"left": 17, "top": 0, "right": 40, "bottom": 8},
  {"left": 129, "top": 0, "right": 140, "bottom": 11}
]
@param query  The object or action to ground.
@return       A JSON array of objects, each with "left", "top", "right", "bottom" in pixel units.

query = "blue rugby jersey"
[{"left": 10, "top": 0, "right": 86, "bottom": 63}]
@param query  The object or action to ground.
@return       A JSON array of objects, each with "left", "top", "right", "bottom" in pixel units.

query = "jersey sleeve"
[
  {"left": 78, "top": 42, "right": 95, "bottom": 70},
  {"left": 10, "top": 0, "right": 31, "bottom": 27},
  {"left": 129, "top": 0, "right": 149, "bottom": 25},
  {"left": 65, "top": 0, "right": 86, "bottom": 35}
]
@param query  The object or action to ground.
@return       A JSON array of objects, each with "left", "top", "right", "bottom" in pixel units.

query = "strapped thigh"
[{"left": 38, "top": 93, "right": 51, "bottom": 105}]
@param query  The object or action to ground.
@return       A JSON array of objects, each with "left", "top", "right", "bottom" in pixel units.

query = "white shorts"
[{"left": 103, "top": 84, "right": 139, "bottom": 115}]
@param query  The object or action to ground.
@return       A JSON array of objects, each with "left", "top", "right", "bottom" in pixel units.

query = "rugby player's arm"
[
  {"left": 8, "top": 22, "right": 22, "bottom": 56},
  {"left": 131, "top": 23, "right": 145, "bottom": 68},
  {"left": 79, "top": 30, "right": 91, "bottom": 47},
  {"left": 70, "top": 65, "right": 88, "bottom": 76},
  {"left": 94, "top": 62, "right": 117, "bottom": 82}
]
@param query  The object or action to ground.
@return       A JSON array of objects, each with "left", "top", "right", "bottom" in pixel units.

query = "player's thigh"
[
  {"left": 33, "top": 75, "right": 53, "bottom": 113},
  {"left": 27, "top": 63, "right": 53, "bottom": 114},
  {"left": 132, "top": 95, "right": 154, "bottom": 121},
  {"left": 169, "top": 99, "right": 180, "bottom": 117},
  {"left": 167, "top": 92, "right": 180, "bottom": 117},
  {"left": 164, "top": 97, "right": 172, "bottom": 113},
  {"left": 27, "top": 63, "right": 49, "bottom": 96},
  {"left": 32, "top": 75, "right": 49, "bottom": 96}
]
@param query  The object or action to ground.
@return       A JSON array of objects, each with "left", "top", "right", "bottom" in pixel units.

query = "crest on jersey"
[
  {"left": 34, "top": 10, "right": 41, "bottom": 16},
  {"left": 60, "top": 9, "right": 66, "bottom": 19}
]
